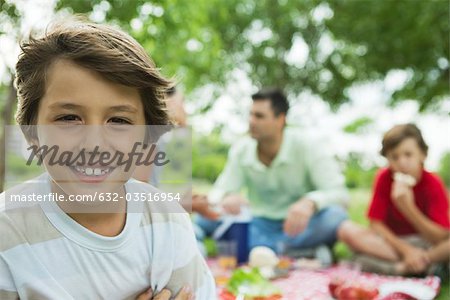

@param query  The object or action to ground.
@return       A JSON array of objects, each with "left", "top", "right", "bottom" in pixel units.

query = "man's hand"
[
  {"left": 391, "top": 181, "right": 415, "bottom": 213},
  {"left": 401, "top": 245, "right": 429, "bottom": 274},
  {"left": 181, "top": 191, "right": 219, "bottom": 220},
  {"left": 192, "top": 194, "right": 220, "bottom": 220},
  {"left": 221, "top": 194, "right": 248, "bottom": 215},
  {"left": 283, "top": 198, "right": 316, "bottom": 237},
  {"left": 136, "top": 286, "right": 193, "bottom": 300}
]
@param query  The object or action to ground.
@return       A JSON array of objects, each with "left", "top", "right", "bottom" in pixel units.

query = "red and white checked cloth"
[{"left": 210, "top": 260, "right": 443, "bottom": 300}]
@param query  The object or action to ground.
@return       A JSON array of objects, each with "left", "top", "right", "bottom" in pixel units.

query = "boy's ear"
[
  {"left": 420, "top": 152, "right": 427, "bottom": 164},
  {"left": 28, "top": 137, "right": 40, "bottom": 148},
  {"left": 20, "top": 125, "right": 39, "bottom": 147}
]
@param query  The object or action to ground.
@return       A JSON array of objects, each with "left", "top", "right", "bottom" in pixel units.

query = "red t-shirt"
[{"left": 367, "top": 168, "right": 450, "bottom": 236}]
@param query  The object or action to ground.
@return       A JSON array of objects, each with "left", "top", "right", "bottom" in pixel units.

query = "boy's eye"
[
  {"left": 56, "top": 115, "right": 81, "bottom": 122},
  {"left": 108, "top": 117, "right": 131, "bottom": 124}
]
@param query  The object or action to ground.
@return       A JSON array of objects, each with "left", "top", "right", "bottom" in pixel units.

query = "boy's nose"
[
  {"left": 80, "top": 126, "right": 107, "bottom": 151},
  {"left": 397, "top": 157, "right": 410, "bottom": 172}
]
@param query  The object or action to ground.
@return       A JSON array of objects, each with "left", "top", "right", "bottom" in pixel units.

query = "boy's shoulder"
[
  {"left": 0, "top": 173, "right": 49, "bottom": 214},
  {"left": 0, "top": 185, "right": 61, "bottom": 254},
  {"left": 421, "top": 170, "right": 447, "bottom": 190},
  {"left": 375, "top": 168, "right": 392, "bottom": 182},
  {"left": 125, "top": 178, "right": 191, "bottom": 227}
]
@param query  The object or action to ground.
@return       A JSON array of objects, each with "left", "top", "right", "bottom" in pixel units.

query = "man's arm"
[
  {"left": 303, "top": 137, "right": 349, "bottom": 210},
  {"left": 208, "top": 144, "right": 246, "bottom": 206}
]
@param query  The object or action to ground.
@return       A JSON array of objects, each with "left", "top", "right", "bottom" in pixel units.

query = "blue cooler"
[{"left": 213, "top": 208, "right": 251, "bottom": 264}]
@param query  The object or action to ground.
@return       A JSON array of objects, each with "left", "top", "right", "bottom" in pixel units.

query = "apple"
[
  {"left": 329, "top": 276, "right": 346, "bottom": 298},
  {"left": 336, "top": 282, "right": 379, "bottom": 300}
]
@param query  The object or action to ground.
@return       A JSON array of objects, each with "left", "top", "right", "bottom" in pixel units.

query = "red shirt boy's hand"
[
  {"left": 401, "top": 245, "right": 429, "bottom": 274},
  {"left": 391, "top": 181, "right": 415, "bottom": 212}
]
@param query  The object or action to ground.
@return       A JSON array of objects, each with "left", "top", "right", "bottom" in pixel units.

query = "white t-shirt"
[{"left": 0, "top": 173, "right": 216, "bottom": 299}]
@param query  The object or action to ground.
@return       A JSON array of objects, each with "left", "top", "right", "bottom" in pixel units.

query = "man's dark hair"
[
  {"left": 166, "top": 86, "right": 177, "bottom": 97},
  {"left": 251, "top": 87, "right": 289, "bottom": 116}
]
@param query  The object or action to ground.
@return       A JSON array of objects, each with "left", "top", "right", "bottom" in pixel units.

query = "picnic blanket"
[
  {"left": 267, "top": 267, "right": 441, "bottom": 300},
  {"left": 209, "top": 260, "right": 443, "bottom": 300}
]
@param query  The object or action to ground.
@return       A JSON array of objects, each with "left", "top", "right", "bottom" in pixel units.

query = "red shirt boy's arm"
[
  {"left": 426, "top": 174, "right": 450, "bottom": 230},
  {"left": 367, "top": 169, "right": 391, "bottom": 222}
]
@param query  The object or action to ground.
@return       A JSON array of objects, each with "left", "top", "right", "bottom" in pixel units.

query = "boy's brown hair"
[
  {"left": 381, "top": 123, "right": 428, "bottom": 157},
  {"left": 15, "top": 17, "right": 172, "bottom": 126}
]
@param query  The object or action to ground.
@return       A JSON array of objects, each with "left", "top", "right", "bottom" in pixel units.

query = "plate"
[{"left": 378, "top": 281, "right": 436, "bottom": 300}]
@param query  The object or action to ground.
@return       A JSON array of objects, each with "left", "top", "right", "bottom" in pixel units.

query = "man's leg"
[
  {"left": 286, "top": 204, "right": 348, "bottom": 249},
  {"left": 194, "top": 214, "right": 222, "bottom": 240},
  {"left": 249, "top": 217, "right": 285, "bottom": 251}
]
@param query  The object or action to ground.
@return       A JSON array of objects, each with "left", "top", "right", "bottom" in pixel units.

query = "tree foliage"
[
  {"left": 438, "top": 152, "right": 450, "bottom": 188},
  {"left": 55, "top": 0, "right": 449, "bottom": 110}
]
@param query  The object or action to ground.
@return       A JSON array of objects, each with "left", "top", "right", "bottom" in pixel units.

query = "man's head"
[
  {"left": 381, "top": 123, "right": 428, "bottom": 179},
  {"left": 249, "top": 88, "right": 289, "bottom": 141},
  {"left": 165, "top": 87, "right": 187, "bottom": 127}
]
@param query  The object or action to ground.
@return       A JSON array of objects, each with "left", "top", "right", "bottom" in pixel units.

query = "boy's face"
[
  {"left": 34, "top": 59, "right": 147, "bottom": 200},
  {"left": 386, "top": 137, "right": 426, "bottom": 179}
]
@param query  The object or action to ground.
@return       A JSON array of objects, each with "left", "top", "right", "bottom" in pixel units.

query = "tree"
[
  {"left": 325, "top": 0, "right": 449, "bottom": 111},
  {"left": 438, "top": 152, "right": 450, "bottom": 188},
  {"left": 0, "top": 0, "right": 20, "bottom": 192},
  {"left": 2, "top": 0, "right": 448, "bottom": 191},
  {"left": 55, "top": 0, "right": 449, "bottom": 111}
]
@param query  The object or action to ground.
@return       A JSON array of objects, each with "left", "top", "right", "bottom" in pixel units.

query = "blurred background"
[{"left": 0, "top": 0, "right": 449, "bottom": 193}]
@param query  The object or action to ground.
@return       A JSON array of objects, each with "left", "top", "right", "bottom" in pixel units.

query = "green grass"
[{"left": 194, "top": 182, "right": 450, "bottom": 299}]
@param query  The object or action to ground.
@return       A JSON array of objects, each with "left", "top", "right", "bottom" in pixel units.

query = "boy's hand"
[
  {"left": 391, "top": 181, "right": 414, "bottom": 211},
  {"left": 402, "top": 246, "right": 429, "bottom": 274},
  {"left": 283, "top": 198, "right": 316, "bottom": 237},
  {"left": 136, "top": 286, "right": 193, "bottom": 300}
]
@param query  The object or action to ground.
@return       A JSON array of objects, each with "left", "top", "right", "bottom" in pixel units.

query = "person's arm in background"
[
  {"left": 180, "top": 191, "right": 220, "bottom": 220},
  {"left": 284, "top": 136, "right": 348, "bottom": 236},
  {"left": 208, "top": 143, "right": 247, "bottom": 215},
  {"left": 302, "top": 136, "right": 349, "bottom": 210}
]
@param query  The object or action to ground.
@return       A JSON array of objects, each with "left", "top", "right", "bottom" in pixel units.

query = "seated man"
[
  {"left": 197, "top": 88, "right": 348, "bottom": 259},
  {"left": 338, "top": 124, "right": 450, "bottom": 275}
]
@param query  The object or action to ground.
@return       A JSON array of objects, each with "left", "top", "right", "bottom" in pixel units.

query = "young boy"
[
  {"left": 338, "top": 124, "right": 450, "bottom": 275},
  {"left": 0, "top": 19, "right": 215, "bottom": 299}
]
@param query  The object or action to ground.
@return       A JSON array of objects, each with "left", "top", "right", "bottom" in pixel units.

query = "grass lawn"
[{"left": 193, "top": 180, "right": 450, "bottom": 299}]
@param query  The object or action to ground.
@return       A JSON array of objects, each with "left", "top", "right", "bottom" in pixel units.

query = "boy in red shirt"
[{"left": 338, "top": 124, "right": 449, "bottom": 275}]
